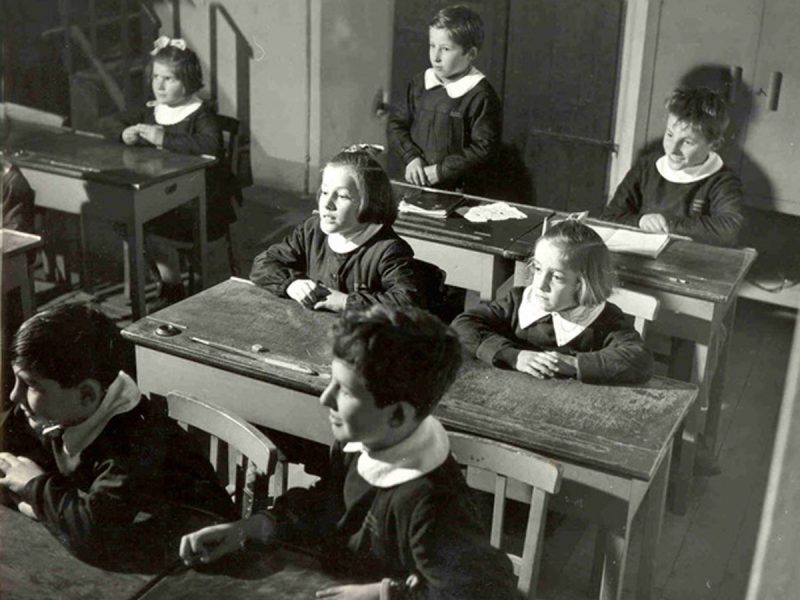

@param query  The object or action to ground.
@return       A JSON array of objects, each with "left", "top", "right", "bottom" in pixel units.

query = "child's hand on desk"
[
  {"left": 316, "top": 582, "right": 382, "bottom": 599},
  {"left": 135, "top": 124, "right": 165, "bottom": 147},
  {"left": 0, "top": 452, "right": 45, "bottom": 494},
  {"left": 515, "top": 351, "right": 562, "bottom": 379},
  {"left": 179, "top": 515, "right": 275, "bottom": 565},
  {"left": 405, "top": 157, "right": 429, "bottom": 186},
  {"left": 287, "top": 279, "right": 323, "bottom": 309},
  {"left": 122, "top": 125, "right": 141, "bottom": 145},
  {"left": 551, "top": 352, "right": 578, "bottom": 377},
  {"left": 313, "top": 287, "right": 348, "bottom": 312},
  {"left": 638, "top": 213, "right": 670, "bottom": 233}
]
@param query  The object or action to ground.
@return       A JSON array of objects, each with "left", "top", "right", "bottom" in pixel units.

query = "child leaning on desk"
[
  {"left": 250, "top": 146, "right": 423, "bottom": 312},
  {"left": 601, "top": 87, "right": 743, "bottom": 247},
  {"left": 451, "top": 220, "right": 653, "bottom": 384},
  {"left": 180, "top": 305, "right": 516, "bottom": 600},
  {"left": 0, "top": 304, "right": 235, "bottom": 561},
  {"left": 387, "top": 4, "right": 502, "bottom": 196},
  {"left": 102, "top": 36, "right": 239, "bottom": 305}
]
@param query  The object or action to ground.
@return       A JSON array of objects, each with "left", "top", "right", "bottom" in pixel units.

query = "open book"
[{"left": 588, "top": 224, "right": 670, "bottom": 258}]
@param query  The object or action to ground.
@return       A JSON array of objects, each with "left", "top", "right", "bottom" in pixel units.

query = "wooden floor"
[{"left": 32, "top": 186, "right": 797, "bottom": 600}]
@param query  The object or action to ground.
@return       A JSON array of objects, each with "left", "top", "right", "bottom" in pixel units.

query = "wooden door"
[
  {"left": 388, "top": 0, "right": 509, "bottom": 181},
  {"left": 502, "top": 0, "right": 623, "bottom": 212},
  {"left": 738, "top": 0, "right": 800, "bottom": 215}
]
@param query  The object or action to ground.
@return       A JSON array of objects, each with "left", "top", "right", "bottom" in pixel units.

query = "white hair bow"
[{"left": 151, "top": 36, "right": 187, "bottom": 55}]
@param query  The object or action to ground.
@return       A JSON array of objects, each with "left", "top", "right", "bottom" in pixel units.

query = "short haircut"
[
  {"left": 323, "top": 148, "right": 397, "bottom": 225},
  {"left": 331, "top": 305, "right": 462, "bottom": 418},
  {"left": 429, "top": 4, "right": 484, "bottom": 52},
  {"left": 149, "top": 45, "right": 204, "bottom": 95},
  {"left": 665, "top": 87, "right": 730, "bottom": 147},
  {"left": 531, "top": 220, "right": 616, "bottom": 306},
  {"left": 11, "top": 303, "right": 125, "bottom": 390}
]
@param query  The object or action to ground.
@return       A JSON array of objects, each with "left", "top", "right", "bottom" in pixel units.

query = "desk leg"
[
  {"left": 702, "top": 297, "right": 737, "bottom": 458},
  {"left": 598, "top": 515, "right": 634, "bottom": 600},
  {"left": 125, "top": 225, "right": 148, "bottom": 320},
  {"left": 636, "top": 441, "right": 672, "bottom": 600},
  {"left": 668, "top": 337, "right": 699, "bottom": 515},
  {"left": 21, "top": 256, "right": 37, "bottom": 319},
  {"left": 192, "top": 190, "right": 208, "bottom": 292}
]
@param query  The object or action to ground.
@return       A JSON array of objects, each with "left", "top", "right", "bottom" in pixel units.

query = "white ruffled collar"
[
  {"left": 343, "top": 416, "right": 450, "bottom": 488},
  {"left": 424, "top": 66, "right": 485, "bottom": 98},
  {"left": 518, "top": 286, "right": 606, "bottom": 346},
  {"left": 146, "top": 94, "right": 203, "bottom": 126},
  {"left": 655, "top": 151, "right": 723, "bottom": 183},
  {"left": 52, "top": 371, "right": 141, "bottom": 474},
  {"left": 326, "top": 223, "right": 383, "bottom": 254}
]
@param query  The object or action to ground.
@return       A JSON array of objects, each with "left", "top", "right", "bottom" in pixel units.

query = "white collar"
[
  {"left": 53, "top": 372, "right": 141, "bottom": 474},
  {"left": 326, "top": 223, "right": 383, "bottom": 254},
  {"left": 655, "top": 151, "right": 723, "bottom": 183},
  {"left": 342, "top": 416, "right": 450, "bottom": 488},
  {"left": 424, "top": 66, "right": 485, "bottom": 99},
  {"left": 518, "top": 286, "right": 606, "bottom": 346},
  {"left": 146, "top": 94, "right": 203, "bottom": 126}
]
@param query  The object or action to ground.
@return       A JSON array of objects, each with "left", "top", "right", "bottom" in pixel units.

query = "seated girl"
[
  {"left": 250, "top": 146, "right": 422, "bottom": 311},
  {"left": 451, "top": 220, "right": 653, "bottom": 384},
  {"left": 102, "top": 36, "right": 238, "bottom": 305}
]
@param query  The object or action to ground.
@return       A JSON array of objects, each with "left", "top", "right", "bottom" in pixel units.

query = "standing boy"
[
  {"left": 602, "top": 87, "right": 744, "bottom": 246},
  {"left": 388, "top": 5, "right": 502, "bottom": 196},
  {"left": 180, "top": 305, "right": 516, "bottom": 599},
  {"left": 0, "top": 303, "right": 235, "bottom": 562}
]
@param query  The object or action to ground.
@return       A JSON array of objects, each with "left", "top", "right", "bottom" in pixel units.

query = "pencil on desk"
[{"left": 189, "top": 336, "right": 319, "bottom": 376}]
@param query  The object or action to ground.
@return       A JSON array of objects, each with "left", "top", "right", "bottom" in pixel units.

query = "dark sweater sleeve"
[
  {"left": 249, "top": 220, "right": 311, "bottom": 295},
  {"left": 345, "top": 240, "right": 422, "bottom": 310},
  {"left": 99, "top": 106, "right": 149, "bottom": 142},
  {"left": 601, "top": 160, "right": 646, "bottom": 228},
  {"left": 576, "top": 307, "right": 654, "bottom": 384},
  {"left": 437, "top": 86, "right": 502, "bottom": 187},
  {"left": 450, "top": 290, "right": 523, "bottom": 367},
  {"left": 665, "top": 172, "right": 744, "bottom": 246},
  {"left": 18, "top": 455, "right": 142, "bottom": 556},
  {"left": 162, "top": 107, "right": 224, "bottom": 157},
  {"left": 403, "top": 494, "right": 516, "bottom": 600},
  {"left": 388, "top": 79, "right": 426, "bottom": 166}
]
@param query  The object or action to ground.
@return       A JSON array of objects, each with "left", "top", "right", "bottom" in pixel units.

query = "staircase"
[{"left": 43, "top": 0, "right": 161, "bottom": 129}]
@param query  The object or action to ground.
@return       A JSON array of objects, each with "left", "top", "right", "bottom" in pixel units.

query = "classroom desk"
[
  {"left": 0, "top": 118, "right": 215, "bottom": 320},
  {"left": 0, "top": 506, "right": 154, "bottom": 600},
  {"left": 1, "top": 229, "right": 42, "bottom": 319},
  {"left": 123, "top": 278, "right": 698, "bottom": 600},
  {"left": 509, "top": 222, "right": 757, "bottom": 514},
  {"left": 391, "top": 181, "right": 550, "bottom": 302},
  {"left": 136, "top": 545, "right": 349, "bottom": 599}
]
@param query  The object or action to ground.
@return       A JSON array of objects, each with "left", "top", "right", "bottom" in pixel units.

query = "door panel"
[{"left": 502, "top": 0, "right": 623, "bottom": 212}]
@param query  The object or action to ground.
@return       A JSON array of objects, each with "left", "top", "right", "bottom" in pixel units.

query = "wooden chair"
[
  {"left": 166, "top": 392, "right": 278, "bottom": 518},
  {"left": 449, "top": 431, "right": 562, "bottom": 599},
  {"left": 607, "top": 286, "right": 660, "bottom": 337}
]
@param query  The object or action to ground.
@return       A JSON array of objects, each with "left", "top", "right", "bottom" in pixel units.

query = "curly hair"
[{"left": 665, "top": 87, "right": 730, "bottom": 147}]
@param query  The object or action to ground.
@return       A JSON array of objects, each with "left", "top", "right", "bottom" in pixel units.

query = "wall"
[{"left": 154, "top": 0, "right": 394, "bottom": 194}]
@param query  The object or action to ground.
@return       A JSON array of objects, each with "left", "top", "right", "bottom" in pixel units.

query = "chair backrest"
[
  {"left": 608, "top": 287, "right": 660, "bottom": 337},
  {"left": 216, "top": 114, "right": 240, "bottom": 173},
  {"left": 449, "top": 431, "right": 562, "bottom": 600},
  {"left": 2, "top": 102, "right": 67, "bottom": 127},
  {"left": 166, "top": 392, "right": 277, "bottom": 518}
]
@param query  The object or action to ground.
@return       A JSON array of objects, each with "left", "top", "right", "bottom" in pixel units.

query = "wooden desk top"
[
  {"left": 137, "top": 545, "right": 348, "bottom": 599},
  {"left": 391, "top": 182, "right": 551, "bottom": 260},
  {"left": 1, "top": 229, "right": 42, "bottom": 257},
  {"left": 0, "top": 506, "right": 154, "bottom": 600},
  {"left": 0, "top": 119, "right": 216, "bottom": 189},
  {"left": 124, "top": 278, "right": 697, "bottom": 481},
  {"left": 507, "top": 218, "right": 757, "bottom": 304}
]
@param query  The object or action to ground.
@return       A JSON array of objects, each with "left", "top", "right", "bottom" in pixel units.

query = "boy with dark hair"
[
  {"left": 388, "top": 4, "right": 502, "bottom": 196},
  {"left": 602, "top": 87, "right": 744, "bottom": 246},
  {"left": 0, "top": 303, "right": 234, "bottom": 561},
  {"left": 180, "top": 305, "right": 515, "bottom": 599}
]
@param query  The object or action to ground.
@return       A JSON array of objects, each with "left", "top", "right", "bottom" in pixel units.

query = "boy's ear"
[
  {"left": 77, "top": 379, "right": 104, "bottom": 408},
  {"left": 388, "top": 402, "right": 416, "bottom": 428},
  {"left": 466, "top": 46, "right": 478, "bottom": 62}
]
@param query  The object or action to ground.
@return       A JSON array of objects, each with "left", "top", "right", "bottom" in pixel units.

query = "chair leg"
[{"left": 226, "top": 227, "right": 239, "bottom": 277}]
